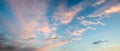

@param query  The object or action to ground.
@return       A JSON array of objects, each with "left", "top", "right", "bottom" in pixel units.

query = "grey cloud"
[{"left": 92, "top": 40, "right": 108, "bottom": 44}]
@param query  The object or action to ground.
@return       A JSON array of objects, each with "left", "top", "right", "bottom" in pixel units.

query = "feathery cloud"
[
  {"left": 8, "top": 0, "right": 51, "bottom": 39},
  {"left": 81, "top": 20, "right": 105, "bottom": 26},
  {"left": 53, "top": 2, "right": 85, "bottom": 24},
  {"left": 89, "top": 0, "right": 120, "bottom": 17},
  {"left": 71, "top": 28, "right": 87, "bottom": 36},
  {"left": 93, "top": 0, "right": 106, "bottom": 6},
  {"left": 104, "top": 4, "right": 120, "bottom": 14}
]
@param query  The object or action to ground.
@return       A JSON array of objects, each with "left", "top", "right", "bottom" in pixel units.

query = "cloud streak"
[
  {"left": 8, "top": 0, "right": 51, "bottom": 39},
  {"left": 93, "top": 0, "right": 106, "bottom": 6},
  {"left": 89, "top": 0, "right": 120, "bottom": 17},
  {"left": 104, "top": 4, "right": 120, "bottom": 14}
]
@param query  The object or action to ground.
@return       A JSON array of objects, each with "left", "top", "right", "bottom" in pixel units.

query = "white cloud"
[
  {"left": 76, "top": 16, "right": 85, "bottom": 20},
  {"left": 71, "top": 28, "right": 87, "bottom": 36},
  {"left": 81, "top": 20, "right": 105, "bottom": 26},
  {"left": 86, "top": 27, "right": 96, "bottom": 30}
]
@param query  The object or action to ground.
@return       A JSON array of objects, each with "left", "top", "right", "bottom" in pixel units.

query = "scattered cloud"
[
  {"left": 53, "top": 1, "right": 86, "bottom": 24},
  {"left": 1, "top": 0, "right": 118, "bottom": 51},
  {"left": 71, "top": 28, "right": 87, "bottom": 36}
]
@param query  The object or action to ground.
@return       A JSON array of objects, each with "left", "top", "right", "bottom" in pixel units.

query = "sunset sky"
[{"left": 0, "top": 0, "right": 120, "bottom": 51}]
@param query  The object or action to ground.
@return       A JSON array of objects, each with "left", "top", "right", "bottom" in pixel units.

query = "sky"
[{"left": 0, "top": 0, "right": 120, "bottom": 51}]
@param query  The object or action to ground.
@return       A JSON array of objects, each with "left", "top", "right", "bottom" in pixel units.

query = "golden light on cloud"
[
  {"left": 104, "top": 4, "right": 120, "bottom": 14},
  {"left": 93, "top": 0, "right": 106, "bottom": 6}
]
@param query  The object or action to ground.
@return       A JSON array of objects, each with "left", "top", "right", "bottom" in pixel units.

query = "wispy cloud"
[
  {"left": 81, "top": 20, "right": 105, "bottom": 26},
  {"left": 5, "top": 0, "right": 79, "bottom": 50},
  {"left": 92, "top": 0, "right": 106, "bottom": 6},
  {"left": 89, "top": 0, "right": 120, "bottom": 17},
  {"left": 34, "top": 41, "right": 68, "bottom": 51},
  {"left": 77, "top": 16, "right": 105, "bottom": 26},
  {"left": 53, "top": 1, "right": 85, "bottom": 24},
  {"left": 104, "top": 4, "right": 120, "bottom": 14},
  {"left": 1, "top": 0, "right": 118, "bottom": 51},
  {"left": 8, "top": 0, "right": 51, "bottom": 39}
]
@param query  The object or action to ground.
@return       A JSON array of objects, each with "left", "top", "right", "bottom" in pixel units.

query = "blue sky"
[{"left": 0, "top": 0, "right": 120, "bottom": 51}]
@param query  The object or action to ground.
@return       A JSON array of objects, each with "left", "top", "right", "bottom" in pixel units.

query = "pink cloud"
[
  {"left": 92, "top": 0, "right": 106, "bottom": 6},
  {"left": 104, "top": 4, "right": 120, "bottom": 14},
  {"left": 53, "top": 2, "right": 83, "bottom": 24},
  {"left": 34, "top": 41, "right": 68, "bottom": 51},
  {"left": 7, "top": 0, "right": 51, "bottom": 39},
  {"left": 89, "top": 0, "right": 120, "bottom": 17},
  {"left": 71, "top": 28, "right": 87, "bottom": 36},
  {"left": 3, "top": 0, "right": 112, "bottom": 51}
]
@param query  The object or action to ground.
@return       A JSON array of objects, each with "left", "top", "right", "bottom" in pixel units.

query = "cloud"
[
  {"left": 89, "top": 0, "right": 120, "bottom": 17},
  {"left": 47, "top": 41, "right": 68, "bottom": 48},
  {"left": 92, "top": 0, "right": 106, "bottom": 6},
  {"left": 34, "top": 41, "right": 68, "bottom": 51},
  {"left": 3, "top": 0, "right": 55, "bottom": 49},
  {"left": 6, "top": 0, "right": 75, "bottom": 49},
  {"left": 69, "top": 27, "right": 96, "bottom": 36},
  {"left": 77, "top": 16, "right": 105, "bottom": 26},
  {"left": 86, "top": 27, "right": 96, "bottom": 30},
  {"left": 4, "top": 1, "right": 104, "bottom": 49},
  {"left": 69, "top": 38, "right": 82, "bottom": 42},
  {"left": 53, "top": 1, "right": 85, "bottom": 24},
  {"left": 71, "top": 28, "right": 87, "bottom": 36},
  {"left": 76, "top": 16, "right": 85, "bottom": 20},
  {"left": 81, "top": 20, "right": 105, "bottom": 26},
  {"left": 0, "top": 33, "right": 35, "bottom": 51},
  {"left": 0, "top": 44, "right": 34, "bottom": 51},
  {"left": 104, "top": 4, "right": 120, "bottom": 14},
  {"left": 92, "top": 40, "right": 108, "bottom": 44},
  {"left": 7, "top": 0, "right": 51, "bottom": 39},
  {"left": 0, "top": 35, "right": 22, "bottom": 48},
  {"left": 1, "top": 0, "right": 116, "bottom": 51}
]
